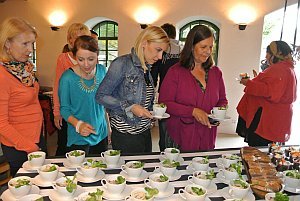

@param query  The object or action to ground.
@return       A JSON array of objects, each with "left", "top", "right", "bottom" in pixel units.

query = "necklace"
[{"left": 78, "top": 68, "right": 99, "bottom": 93}]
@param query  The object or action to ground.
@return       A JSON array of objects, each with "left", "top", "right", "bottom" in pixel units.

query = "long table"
[{"left": 9, "top": 148, "right": 300, "bottom": 201}]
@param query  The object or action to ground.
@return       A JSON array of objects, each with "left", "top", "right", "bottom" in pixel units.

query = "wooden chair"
[{"left": 0, "top": 155, "right": 11, "bottom": 186}]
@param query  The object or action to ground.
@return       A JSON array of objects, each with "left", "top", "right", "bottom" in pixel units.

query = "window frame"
[{"left": 92, "top": 20, "right": 118, "bottom": 67}]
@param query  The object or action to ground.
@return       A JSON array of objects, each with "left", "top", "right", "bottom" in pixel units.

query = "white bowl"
[{"left": 8, "top": 176, "right": 32, "bottom": 198}]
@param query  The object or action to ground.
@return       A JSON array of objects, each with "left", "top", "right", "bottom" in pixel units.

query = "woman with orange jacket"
[{"left": 0, "top": 17, "right": 46, "bottom": 176}]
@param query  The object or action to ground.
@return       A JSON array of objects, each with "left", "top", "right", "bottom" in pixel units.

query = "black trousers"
[
  {"left": 1, "top": 134, "right": 47, "bottom": 177},
  {"left": 66, "top": 137, "right": 108, "bottom": 156},
  {"left": 55, "top": 119, "right": 68, "bottom": 156},
  {"left": 111, "top": 127, "right": 152, "bottom": 154},
  {"left": 236, "top": 107, "right": 273, "bottom": 146},
  {"left": 158, "top": 119, "right": 167, "bottom": 152}
]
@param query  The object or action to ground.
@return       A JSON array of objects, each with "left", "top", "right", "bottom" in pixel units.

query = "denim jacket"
[{"left": 95, "top": 48, "right": 154, "bottom": 126}]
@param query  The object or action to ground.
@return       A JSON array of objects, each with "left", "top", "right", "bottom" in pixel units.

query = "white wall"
[{"left": 0, "top": 0, "right": 286, "bottom": 134}]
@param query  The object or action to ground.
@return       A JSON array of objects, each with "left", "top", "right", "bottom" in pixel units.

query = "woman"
[
  {"left": 59, "top": 35, "right": 108, "bottom": 154},
  {"left": 96, "top": 26, "right": 169, "bottom": 153},
  {"left": 236, "top": 41, "right": 297, "bottom": 146},
  {"left": 53, "top": 23, "right": 90, "bottom": 156},
  {"left": 0, "top": 17, "right": 46, "bottom": 176},
  {"left": 159, "top": 25, "right": 228, "bottom": 151}
]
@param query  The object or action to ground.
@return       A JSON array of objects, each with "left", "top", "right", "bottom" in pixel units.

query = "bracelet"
[{"left": 76, "top": 120, "right": 83, "bottom": 133}]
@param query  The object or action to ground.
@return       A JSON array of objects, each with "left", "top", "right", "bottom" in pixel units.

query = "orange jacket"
[
  {"left": 53, "top": 53, "right": 75, "bottom": 116},
  {"left": 0, "top": 66, "right": 43, "bottom": 153},
  {"left": 237, "top": 61, "right": 297, "bottom": 142}
]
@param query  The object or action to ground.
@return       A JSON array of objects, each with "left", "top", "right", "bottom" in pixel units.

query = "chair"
[
  {"left": 39, "top": 94, "right": 56, "bottom": 144},
  {"left": 0, "top": 155, "right": 11, "bottom": 186}
]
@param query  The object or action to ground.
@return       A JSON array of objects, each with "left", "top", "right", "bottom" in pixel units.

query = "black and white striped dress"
[{"left": 110, "top": 77, "right": 154, "bottom": 135}]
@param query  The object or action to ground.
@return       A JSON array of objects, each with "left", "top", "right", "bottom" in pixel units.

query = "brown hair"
[
  {"left": 267, "top": 41, "right": 293, "bottom": 64},
  {"left": 72, "top": 35, "right": 99, "bottom": 56},
  {"left": 180, "top": 25, "right": 214, "bottom": 70}
]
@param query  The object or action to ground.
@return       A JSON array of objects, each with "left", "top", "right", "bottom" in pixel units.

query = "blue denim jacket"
[{"left": 95, "top": 48, "right": 154, "bottom": 126}]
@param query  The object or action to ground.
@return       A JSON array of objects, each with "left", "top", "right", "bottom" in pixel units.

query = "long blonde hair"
[
  {"left": 0, "top": 17, "right": 37, "bottom": 62},
  {"left": 134, "top": 26, "right": 169, "bottom": 71}
]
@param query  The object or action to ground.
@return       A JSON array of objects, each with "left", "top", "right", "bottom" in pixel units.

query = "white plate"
[
  {"left": 49, "top": 185, "right": 85, "bottom": 201},
  {"left": 186, "top": 163, "right": 211, "bottom": 173},
  {"left": 18, "top": 194, "right": 44, "bottom": 201},
  {"left": 120, "top": 170, "right": 149, "bottom": 182},
  {"left": 22, "top": 161, "right": 49, "bottom": 171},
  {"left": 0, "top": 185, "right": 39, "bottom": 201},
  {"left": 101, "top": 185, "right": 132, "bottom": 200},
  {"left": 206, "top": 182, "right": 218, "bottom": 194},
  {"left": 155, "top": 184, "right": 175, "bottom": 199},
  {"left": 220, "top": 187, "right": 255, "bottom": 201},
  {"left": 284, "top": 185, "right": 300, "bottom": 194},
  {"left": 75, "top": 170, "right": 105, "bottom": 183},
  {"left": 63, "top": 160, "right": 82, "bottom": 169},
  {"left": 179, "top": 196, "right": 212, "bottom": 201},
  {"left": 154, "top": 168, "right": 182, "bottom": 181},
  {"left": 216, "top": 172, "right": 247, "bottom": 184},
  {"left": 32, "top": 172, "right": 65, "bottom": 187},
  {"left": 150, "top": 111, "right": 170, "bottom": 119},
  {"left": 103, "top": 158, "right": 125, "bottom": 169},
  {"left": 216, "top": 172, "right": 229, "bottom": 184},
  {"left": 208, "top": 114, "right": 231, "bottom": 122},
  {"left": 159, "top": 155, "right": 184, "bottom": 164}
]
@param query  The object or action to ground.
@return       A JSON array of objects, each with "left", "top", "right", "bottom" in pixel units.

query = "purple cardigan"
[{"left": 159, "top": 63, "right": 228, "bottom": 151}]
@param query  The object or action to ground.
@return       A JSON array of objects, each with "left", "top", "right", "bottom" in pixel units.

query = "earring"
[{"left": 6, "top": 48, "right": 11, "bottom": 55}]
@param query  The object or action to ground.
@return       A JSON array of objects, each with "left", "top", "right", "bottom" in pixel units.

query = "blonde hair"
[
  {"left": 67, "top": 23, "right": 90, "bottom": 47},
  {"left": 134, "top": 26, "right": 169, "bottom": 71},
  {"left": 0, "top": 17, "right": 37, "bottom": 62}
]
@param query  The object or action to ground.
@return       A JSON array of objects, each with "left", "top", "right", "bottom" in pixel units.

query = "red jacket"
[{"left": 237, "top": 61, "right": 297, "bottom": 142}]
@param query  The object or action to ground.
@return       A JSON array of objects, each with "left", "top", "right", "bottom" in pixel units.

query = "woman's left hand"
[
  {"left": 78, "top": 122, "right": 96, "bottom": 136},
  {"left": 131, "top": 104, "right": 153, "bottom": 119},
  {"left": 240, "top": 78, "right": 249, "bottom": 86},
  {"left": 192, "top": 108, "right": 211, "bottom": 128}
]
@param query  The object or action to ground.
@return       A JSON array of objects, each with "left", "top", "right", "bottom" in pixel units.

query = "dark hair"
[
  {"left": 90, "top": 29, "right": 98, "bottom": 36},
  {"left": 72, "top": 35, "right": 99, "bottom": 56},
  {"left": 180, "top": 25, "right": 214, "bottom": 70},
  {"left": 62, "top": 44, "right": 70, "bottom": 53},
  {"left": 266, "top": 40, "right": 293, "bottom": 64},
  {"left": 161, "top": 23, "right": 176, "bottom": 39}
]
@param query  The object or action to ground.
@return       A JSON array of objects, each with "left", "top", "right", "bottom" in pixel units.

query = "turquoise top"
[{"left": 59, "top": 64, "right": 108, "bottom": 146}]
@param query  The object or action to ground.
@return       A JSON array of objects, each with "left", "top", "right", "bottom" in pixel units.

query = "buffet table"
[{"left": 8, "top": 147, "right": 300, "bottom": 200}]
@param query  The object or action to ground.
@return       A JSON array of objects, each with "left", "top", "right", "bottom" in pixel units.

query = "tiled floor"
[{"left": 46, "top": 125, "right": 248, "bottom": 156}]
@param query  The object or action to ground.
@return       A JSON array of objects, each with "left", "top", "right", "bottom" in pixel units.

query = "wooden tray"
[{"left": 240, "top": 147, "right": 282, "bottom": 199}]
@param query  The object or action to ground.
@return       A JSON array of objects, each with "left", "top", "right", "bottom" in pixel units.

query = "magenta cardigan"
[{"left": 159, "top": 63, "right": 228, "bottom": 151}]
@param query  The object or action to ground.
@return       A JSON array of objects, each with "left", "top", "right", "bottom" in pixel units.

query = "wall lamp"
[
  {"left": 229, "top": 4, "right": 256, "bottom": 31},
  {"left": 238, "top": 23, "right": 247, "bottom": 30},
  {"left": 49, "top": 10, "right": 66, "bottom": 31},
  {"left": 50, "top": 26, "right": 60, "bottom": 31},
  {"left": 134, "top": 6, "right": 159, "bottom": 29},
  {"left": 140, "top": 24, "right": 148, "bottom": 29}
]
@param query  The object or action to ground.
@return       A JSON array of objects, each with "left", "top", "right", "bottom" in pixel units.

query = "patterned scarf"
[{"left": 1, "top": 61, "right": 35, "bottom": 87}]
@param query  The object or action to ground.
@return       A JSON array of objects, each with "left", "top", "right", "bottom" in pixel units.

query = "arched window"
[
  {"left": 92, "top": 21, "right": 118, "bottom": 67},
  {"left": 29, "top": 43, "right": 36, "bottom": 71},
  {"left": 179, "top": 20, "right": 220, "bottom": 64}
]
